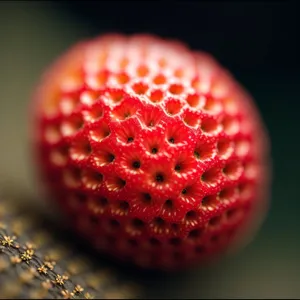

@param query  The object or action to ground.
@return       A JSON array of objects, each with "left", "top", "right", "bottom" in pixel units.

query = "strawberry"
[{"left": 31, "top": 34, "right": 270, "bottom": 271}]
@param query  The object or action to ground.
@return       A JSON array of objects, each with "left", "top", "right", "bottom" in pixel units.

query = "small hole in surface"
[
  {"left": 112, "top": 100, "right": 138, "bottom": 121},
  {"left": 90, "top": 121, "right": 110, "bottom": 142},
  {"left": 186, "top": 210, "right": 197, "bottom": 220},
  {"left": 50, "top": 145, "right": 69, "bottom": 166},
  {"left": 188, "top": 229, "right": 203, "bottom": 240},
  {"left": 132, "top": 218, "right": 145, "bottom": 230},
  {"left": 181, "top": 188, "right": 187, "bottom": 195},
  {"left": 169, "top": 83, "right": 184, "bottom": 95},
  {"left": 171, "top": 223, "right": 180, "bottom": 232},
  {"left": 45, "top": 124, "right": 61, "bottom": 144},
  {"left": 238, "top": 183, "right": 253, "bottom": 200},
  {"left": 149, "top": 89, "right": 164, "bottom": 103},
  {"left": 186, "top": 94, "right": 202, "bottom": 108},
  {"left": 136, "top": 65, "right": 149, "bottom": 77},
  {"left": 119, "top": 201, "right": 129, "bottom": 212},
  {"left": 154, "top": 217, "right": 165, "bottom": 226},
  {"left": 153, "top": 74, "right": 166, "bottom": 85},
  {"left": 184, "top": 210, "right": 199, "bottom": 226},
  {"left": 114, "top": 120, "right": 138, "bottom": 144},
  {"left": 111, "top": 200, "right": 129, "bottom": 216},
  {"left": 138, "top": 105, "right": 164, "bottom": 127},
  {"left": 142, "top": 193, "right": 152, "bottom": 204},
  {"left": 169, "top": 238, "right": 181, "bottom": 246},
  {"left": 174, "top": 164, "right": 181, "bottom": 172},
  {"left": 180, "top": 182, "right": 201, "bottom": 200},
  {"left": 166, "top": 124, "right": 188, "bottom": 146},
  {"left": 194, "top": 151, "right": 200, "bottom": 159},
  {"left": 155, "top": 173, "right": 165, "bottom": 183},
  {"left": 128, "top": 239, "right": 138, "bottom": 247},
  {"left": 202, "top": 195, "right": 217, "bottom": 207},
  {"left": 194, "top": 143, "right": 214, "bottom": 160},
  {"left": 132, "top": 82, "right": 148, "bottom": 95},
  {"left": 195, "top": 246, "right": 205, "bottom": 254},
  {"left": 116, "top": 72, "right": 130, "bottom": 84},
  {"left": 164, "top": 199, "right": 173, "bottom": 209},
  {"left": 201, "top": 118, "right": 219, "bottom": 134},
  {"left": 84, "top": 104, "right": 103, "bottom": 123},
  {"left": 132, "top": 160, "right": 141, "bottom": 169},
  {"left": 80, "top": 90, "right": 101, "bottom": 106},
  {"left": 70, "top": 137, "right": 92, "bottom": 161},
  {"left": 201, "top": 167, "right": 220, "bottom": 185},
  {"left": 151, "top": 147, "right": 158, "bottom": 154},
  {"left": 219, "top": 187, "right": 235, "bottom": 201},
  {"left": 63, "top": 168, "right": 81, "bottom": 188},
  {"left": 235, "top": 139, "right": 250, "bottom": 157},
  {"left": 109, "top": 219, "right": 120, "bottom": 230},
  {"left": 107, "top": 89, "right": 124, "bottom": 104},
  {"left": 209, "top": 215, "right": 222, "bottom": 226},
  {"left": 183, "top": 110, "right": 200, "bottom": 128},
  {"left": 68, "top": 192, "right": 86, "bottom": 209},
  {"left": 82, "top": 170, "right": 103, "bottom": 190},
  {"left": 87, "top": 71, "right": 108, "bottom": 89},
  {"left": 223, "top": 161, "right": 242, "bottom": 180},
  {"left": 61, "top": 115, "right": 84, "bottom": 136},
  {"left": 191, "top": 78, "right": 200, "bottom": 90},
  {"left": 165, "top": 99, "right": 183, "bottom": 115},
  {"left": 226, "top": 208, "right": 238, "bottom": 220},
  {"left": 106, "top": 176, "right": 126, "bottom": 192},
  {"left": 127, "top": 137, "right": 134, "bottom": 143},
  {"left": 149, "top": 237, "right": 161, "bottom": 246},
  {"left": 93, "top": 149, "right": 115, "bottom": 167},
  {"left": 88, "top": 197, "right": 108, "bottom": 214},
  {"left": 99, "top": 197, "right": 108, "bottom": 207},
  {"left": 211, "top": 234, "right": 220, "bottom": 242},
  {"left": 203, "top": 97, "right": 220, "bottom": 113},
  {"left": 222, "top": 116, "right": 239, "bottom": 135},
  {"left": 217, "top": 139, "right": 232, "bottom": 157}
]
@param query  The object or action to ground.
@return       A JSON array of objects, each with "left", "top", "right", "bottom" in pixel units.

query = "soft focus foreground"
[{"left": 0, "top": 194, "right": 140, "bottom": 299}]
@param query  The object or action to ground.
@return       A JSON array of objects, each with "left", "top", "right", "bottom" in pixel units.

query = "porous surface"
[{"left": 32, "top": 34, "right": 269, "bottom": 270}]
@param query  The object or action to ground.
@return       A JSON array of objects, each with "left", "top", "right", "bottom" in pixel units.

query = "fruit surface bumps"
[
  {"left": 32, "top": 34, "right": 270, "bottom": 270},
  {"left": 0, "top": 195, "right": 140, "bottom": 299}
]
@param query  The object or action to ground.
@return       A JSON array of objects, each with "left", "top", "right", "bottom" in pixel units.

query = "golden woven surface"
[{"left": 0, "top": 195, "right": 141, "bottom": 299}]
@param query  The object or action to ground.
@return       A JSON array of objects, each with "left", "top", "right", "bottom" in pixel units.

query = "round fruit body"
[{"left": 31, "top": 34, "right": 270, "bottom": 271}]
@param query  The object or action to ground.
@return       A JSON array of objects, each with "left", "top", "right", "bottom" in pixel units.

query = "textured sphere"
[{"left": 31, "top": 34, "right": 270, "bottom": 271}]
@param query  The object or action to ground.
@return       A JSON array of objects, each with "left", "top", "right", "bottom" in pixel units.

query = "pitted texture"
[
  {"left": 0, "top": 197, "right": 140, "bottom": 299},
  {"left": 32, "top": 34, "right": 269, "bottom": 270}
]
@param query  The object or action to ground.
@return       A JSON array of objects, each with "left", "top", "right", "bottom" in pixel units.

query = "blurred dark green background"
[{"left": 0, "top": 1, "right": 299, "bottom": 298}]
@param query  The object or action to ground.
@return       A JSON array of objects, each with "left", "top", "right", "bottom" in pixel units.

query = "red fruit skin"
[{"left": 30, "top": 34, "right": 270, "bottom": 271}]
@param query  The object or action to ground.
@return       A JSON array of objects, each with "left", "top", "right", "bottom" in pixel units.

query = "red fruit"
[{"left": 31, "top": 34, "right": 270, "bottom": 271}]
